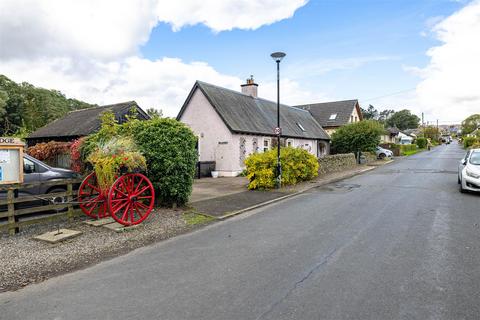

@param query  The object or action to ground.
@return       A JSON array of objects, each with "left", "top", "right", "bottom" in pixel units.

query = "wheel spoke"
[
  {"left": 135, "top": 185, "right": 150, "bottom": 196},
  {"left": 136, "top": 201, "right": 150, "bottom": 209},
  {"left": 86, "top": 183, "right": 101, "bottom": 193},
  {"left": 120, "top": 203, "right": 130, "bottom": 222},
  {"left": 134, "top": 177, "right": 145, "bottom": 193},
  {"left": 112, "top": 200, "right": 129, "bottom": 214},
  {"left": 133, "top": 202, "right": 144, "bottom": 218}
]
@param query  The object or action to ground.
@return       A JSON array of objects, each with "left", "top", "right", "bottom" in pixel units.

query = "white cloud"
[
  {"left": 155, "top": 0, "right": 308, "bottom": 32},
  {"left": 414, "top": 0, "right": 480, "bottom": 123},
  {"left": 0, "top": 0, "right": 308, "bottom": 117}
]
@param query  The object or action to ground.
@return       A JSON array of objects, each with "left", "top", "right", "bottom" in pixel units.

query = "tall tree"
[
  {"left": 378, "top": 109, "right": 395, "bottom": 124},
  {"left": 0, "top": 74, "right": 94, "bottom": 135},
  {"left": 461, "top": 114, "right": 480, "bottom": 135},
  {"left": 386, "top": 109, "right": 420, "bottom": 130},
  {"left": 146, "top": 107, "right": 163, "bottom": 118},
  {"left": 361, "top": 104, "right": 378, "bottom": 120}
]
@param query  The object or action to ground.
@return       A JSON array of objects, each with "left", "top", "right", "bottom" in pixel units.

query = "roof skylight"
[
  {"left": 329, "top": 113, "right": 337, "bottom": 120},
  {"left": 296, "top": 122, "right": 306, "bottom": 131}
]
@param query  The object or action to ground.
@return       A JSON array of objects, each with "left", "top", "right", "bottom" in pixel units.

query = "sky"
[{"left": 0, "top": 0, "right": 479, "bottom": 124}]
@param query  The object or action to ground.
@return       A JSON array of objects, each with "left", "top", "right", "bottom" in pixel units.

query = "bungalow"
[
  {"left": 177, "top": 78, "right": 330, "bottom": 177},
  {"left": 294, "top": 99, "right": 363, "bottom": 136},
  {"left": 381, "top": 127, "right": 400, "bottom": 144},
  {"left": 26, "top": 101, "right": 150, "bottom": 146}
]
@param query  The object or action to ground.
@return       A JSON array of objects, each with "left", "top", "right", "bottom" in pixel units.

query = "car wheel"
[
  {"left": 379, "top": 153, "right": 386, "bottom": 160},
  {"left": 47, "top": 187, "right": 68, "bottom": 212}
]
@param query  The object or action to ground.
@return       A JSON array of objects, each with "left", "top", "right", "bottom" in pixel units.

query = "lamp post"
[{"left": 270, "top": 51, "right": 286, "bottom": 189}]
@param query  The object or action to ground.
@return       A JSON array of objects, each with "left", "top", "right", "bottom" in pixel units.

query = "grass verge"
[{"left": 183, "top": 211, "right": 215, "bottom": 226}]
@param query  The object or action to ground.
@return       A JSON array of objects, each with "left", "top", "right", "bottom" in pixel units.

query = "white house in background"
[
  {"left": 398, "top": 131, "right": 414, "bottom": 144},
  {"left": 177, "top": 78, "right": 331, "bottom": 177}
]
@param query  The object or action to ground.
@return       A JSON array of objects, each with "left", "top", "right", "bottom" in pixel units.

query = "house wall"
[
  {"left": 179, "top": 88, "right": 327, "bottom": 177},
  {"left": 348, "top": 107, "right": 361, "bottom": 123},
  {"left": 178, "top": 89, "right": 238, "bottom": 176}
]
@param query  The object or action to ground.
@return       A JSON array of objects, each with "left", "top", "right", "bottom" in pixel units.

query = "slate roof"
[
  {"left": 386, "top": 127, "right": 400, "bottom": 135},
  {"left": 177, "top": 81, "right": 330, "bottom": 140},
  {"left": 293, "top": 99, "right": 361, "bottom": 128},
  {"left": 28, "top": 101, "right": 149, "bottom": 139}
]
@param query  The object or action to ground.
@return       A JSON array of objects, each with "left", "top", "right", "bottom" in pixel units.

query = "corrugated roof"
[
  {"left": 294, "top": 99, "right": 360, "bottom": 128},
  {"left": 178, "top": 81, "right": 329, "bottom": 140},
  {"left": 28, "top": 101, "right": 149, "bottom": 139}
]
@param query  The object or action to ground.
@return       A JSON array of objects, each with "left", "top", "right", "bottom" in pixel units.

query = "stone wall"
[
  {"left": 363, "top": 152, "right": 377, "bottom": 164},
  {"left": 318, "top": 153, "right": 357, "bottom": 175}
]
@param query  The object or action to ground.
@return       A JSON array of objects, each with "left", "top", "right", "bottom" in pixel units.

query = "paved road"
[{"left": 2, "top": 143, "right": 479, "bottom": 320}]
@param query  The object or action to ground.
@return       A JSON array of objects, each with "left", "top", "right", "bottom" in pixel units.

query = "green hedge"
[
  {"left": 245, "top": 147, "right": 318, "bottom": 190},
  {"left": 331, "top": 120, "right": 385, "bottom": 154},
  {"left": 131, "top": 118, "right": 198, "bottom": 206},
  {"left": 463, "top": 136, "right": 478, "bottom": 149},
  {"left": 400, "top": 144, "right": 417, "bottom": 154},
  {"left": 416, "top": 137, "right": 427, "bottom": 149}
]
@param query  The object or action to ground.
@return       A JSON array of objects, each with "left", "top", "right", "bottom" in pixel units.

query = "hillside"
[{"left": 0, "top": 75, "right": 95, "bottom": 136}]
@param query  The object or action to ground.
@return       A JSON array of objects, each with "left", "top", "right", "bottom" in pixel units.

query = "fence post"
[
  {"left": 67, "top": 182, "right": 74, "bottom": 222},
  {"left": 7, "top": 188, "right": 15, "bottom": 236}
]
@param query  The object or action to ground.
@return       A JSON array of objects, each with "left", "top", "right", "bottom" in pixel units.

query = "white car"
[{"left": 458, "top": 148, "right": 480, "bottom": 193}]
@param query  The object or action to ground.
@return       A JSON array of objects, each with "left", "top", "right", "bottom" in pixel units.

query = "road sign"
[{"left": 274, "top": 127, "right": 282, "bottom": 135}]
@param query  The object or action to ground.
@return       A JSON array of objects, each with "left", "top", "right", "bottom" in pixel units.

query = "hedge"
[
  {"left": 463, "top": 136, "right": 478, "bottom": 149},
  {"left": 400, "top": 144, "right": 417, "bottom": 154},
  {"left": 331, "top": 120, "right": 384, "bottom": 154},
  {"left": 416, "top": 137, "right": 427, "bottom": 149},
  {"left": 245, "top": 147, "right": 318, "bottom": 190}
]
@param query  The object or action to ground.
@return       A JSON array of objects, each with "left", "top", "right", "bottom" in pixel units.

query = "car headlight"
[{"left": 466, "top": 169, "right": 480, "bottom": 179}]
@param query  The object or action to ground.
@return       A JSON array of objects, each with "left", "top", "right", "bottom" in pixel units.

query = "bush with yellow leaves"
[{"left": 245, "top": 147, "right": 319, "bottom": 190}]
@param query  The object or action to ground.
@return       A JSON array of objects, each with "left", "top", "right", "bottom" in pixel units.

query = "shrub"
[
  {"left": 245, "top": 147, "right": 319, "bottom": 190},
  {"left": 331, "top": 120, "right": 385, "bottom": 154},
  {"left": 463, "top": 136, "right": 478, "bottom": 149},
  {"left": 27, "top": 141, "right": 71, "bottom": 162},
  {"left": 70, "top": 137, "right": 86, "bottom": 173},
  {"left": 400, "top": 144, "right": 417, "bottom": 155},
  {"left": 416, "top": 137, "right": 427, "bottom": 149},
  {"left": 130, "top": 118, "right": 198, "bottom": 206}
]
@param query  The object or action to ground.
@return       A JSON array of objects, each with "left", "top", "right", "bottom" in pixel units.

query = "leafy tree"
[
  {"left": 423, "top": 126, "right": 440, "bottom": 141},
  {"left": 146, "top": 107, "right": 163, "bottom": 118},
  {"left": 361, "top": 104, "right": 378, "bottom": 120},
  {"left": 378, "top": 109, "right": 395, "bottom": 124},
  {"left": 386, "top": 109, "right": 420, "bottom": 130},
  {"left": 461, "top": 114, "right": 480, "bottom": 135},
  {"left": 0, "top": 74, "right": 94, "bottom": 135},
  {"left": 331, "top": 120, "right": 385, "bottom": 153}
]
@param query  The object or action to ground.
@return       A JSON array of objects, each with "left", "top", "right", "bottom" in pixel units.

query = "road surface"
[{"left": 1, "top": 143, "right": 479, "bottom": 319}]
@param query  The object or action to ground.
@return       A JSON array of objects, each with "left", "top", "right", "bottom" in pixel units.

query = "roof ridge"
[
  {"left": 196, "top": 80, "right": 310, "bottom": 113},
  {"left": 294, "top": 99, "right": 358, "bottom": 108},
  {"left": 68, "top": 101, "right": 136, "bottom": 114}
]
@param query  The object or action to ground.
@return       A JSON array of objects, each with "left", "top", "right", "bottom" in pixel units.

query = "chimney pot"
[{"left": 241, "top": 75, "right": 258, "bottom": 98}]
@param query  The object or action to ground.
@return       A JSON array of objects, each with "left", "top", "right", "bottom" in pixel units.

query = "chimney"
[{"left": 241, "top": 75, "right": 258, "bottom": 98}]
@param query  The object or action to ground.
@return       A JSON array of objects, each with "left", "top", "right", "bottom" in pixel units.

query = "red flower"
[{"left": 124, "top": 157, "right": 128, "bottom": 161}]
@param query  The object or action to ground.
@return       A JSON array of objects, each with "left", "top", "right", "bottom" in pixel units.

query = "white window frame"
[
  {"left": 263, "top": 138, "right": 271, "bottom": 152},
  {"left": 286, "top": 138, "right": 294, "bottom": 147}
]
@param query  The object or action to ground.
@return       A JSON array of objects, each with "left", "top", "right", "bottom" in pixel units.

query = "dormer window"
[
  {"left": 296, "top": 122, "right": 306, "bottom": 132},
  {"left": 329, "top": 113, "right": 337, "bottom": 120}
]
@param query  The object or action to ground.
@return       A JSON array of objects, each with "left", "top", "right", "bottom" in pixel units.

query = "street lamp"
[{"left": 270, "top": 51, "right": 286, "bottom": 189}]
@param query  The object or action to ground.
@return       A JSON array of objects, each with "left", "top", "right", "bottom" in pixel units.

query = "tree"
[
  {"left": 461, "top": 114, "right": 480, "bottom": 135},
  {"left": 146, "top": 107, "right": 163, "bottom": 118},
  {"left": 378, "top": 109, "right": 395, "bottom": 124},
  {"left": 331, "top": 120, "right": 385, "bottom": 153},
  {"left": 360, "top": 104, "right": 378, "bottom": 120},
  {"left": 386, "top": 109, "right": 420, "bottom": 130},
  {"left": 423, "top": 126, "right": 440, "bottom": 141},
  {"left": 0, "top": 74, "right": 95, "bottom": 135}
]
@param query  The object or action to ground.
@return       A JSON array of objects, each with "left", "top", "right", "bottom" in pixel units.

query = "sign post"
[{"left": 0, "top": 137, "right": 24, "bottom": 185}]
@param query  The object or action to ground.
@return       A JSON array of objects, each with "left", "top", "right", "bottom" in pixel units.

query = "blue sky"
[
  {"left": 1, "top": 0, "right": 478, "bottom": 123},
  {"left": 141, "top": 0, "right": 462, "bottom": 114}
]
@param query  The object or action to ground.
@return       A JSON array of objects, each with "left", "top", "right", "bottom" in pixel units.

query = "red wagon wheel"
[
  {"left": 78, "top": 172, "right": 109, "bottom": 219},
  {"left": 108, "top": 173, "right": 155, "bottom": 226}
]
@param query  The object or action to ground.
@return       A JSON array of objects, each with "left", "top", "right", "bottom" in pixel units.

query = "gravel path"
[{"left": 0, "top": 208, "right": 213, "bottom": 292}]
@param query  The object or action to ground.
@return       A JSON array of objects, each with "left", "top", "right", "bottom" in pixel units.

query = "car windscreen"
[{"left": 470, "top": 152, "right": 480, "bottom": 165}]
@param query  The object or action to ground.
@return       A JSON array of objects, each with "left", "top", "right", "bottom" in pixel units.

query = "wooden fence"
[{"left": 0, "top": 179, "right": 83, "bottom": 235}]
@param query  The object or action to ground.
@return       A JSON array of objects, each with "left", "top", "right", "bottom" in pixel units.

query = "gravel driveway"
[{"left": 0, "top": 208, "right": 213, "bottom": 292}]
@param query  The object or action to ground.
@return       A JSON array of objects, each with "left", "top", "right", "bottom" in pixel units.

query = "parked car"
[
  {"left": 1, "top": 154, "right": 79, "bottom": 200},
  {"left": 376, "top": 146, "right": 393, "bottom": 160},
  {"left": 458, "top": 148, "right": 480, "bottom": 193}
]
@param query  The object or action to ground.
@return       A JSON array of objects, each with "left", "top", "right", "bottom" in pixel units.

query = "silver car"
[
  {"left": 458, "top": 148, "right": 480, "bottom": 193},
  {"left": 376, "top": 146, "right": 393, "bottom": 160}
]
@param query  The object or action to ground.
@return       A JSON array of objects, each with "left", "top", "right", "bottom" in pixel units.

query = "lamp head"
[{"left": 270, "top": 52, "right": 286, "bottom": 63}]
